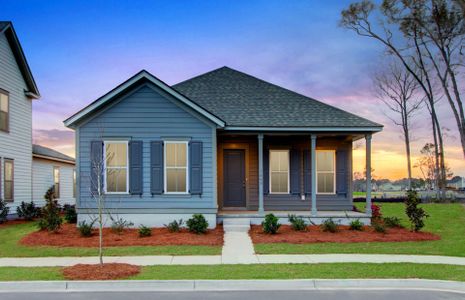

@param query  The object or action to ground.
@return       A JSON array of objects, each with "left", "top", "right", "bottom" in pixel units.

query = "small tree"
[
  {"left": 405, "top": 190, "right": 429, "bottom": 231},
  {"left": 38, "top": 187, "right": 62, "bottom": 232},
  {"left": 0, "top": 198, "right": 9, "bottom": 224}
]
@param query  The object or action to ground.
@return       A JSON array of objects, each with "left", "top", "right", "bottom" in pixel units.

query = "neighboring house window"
[
  {"left": 53, "top": 167, "right": 60, "bottom": 199},
  {"left": 316, "top": 150, "right": 335, "bottom": 194},
  {"left": 269, "top": 150, "right": 289, "bottom": 194},
  {"left": 104, "top": 141, "right": 128, "bottom": 193},
  {"left": 73, "top": 169, "right": 76, "bottom": 198},
  {"left": 4, "top": 159, "right": 13, "bottom": 201},
  {"left": 165, "top": 141, "right": 188, "bottom": 193},
  {"left": 0, "top": 90, "right": 9, "bottom": 132}
]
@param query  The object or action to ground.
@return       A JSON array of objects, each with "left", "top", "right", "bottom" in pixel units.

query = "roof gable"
[
  {"left": 0, "top": 21, "right": 40, "bottom": 99},
  {"left": 64, "top": 70, "right": 225, "bottom": 128},
  {"left": 173, "top": 67, "right": 382, "bottom": 130}
]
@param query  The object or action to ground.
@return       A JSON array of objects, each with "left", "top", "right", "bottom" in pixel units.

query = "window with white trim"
[
  {"left": 0, "top": 91, "right": 9, "bottom": 132},
  {"left": 165, "top": 141, "right": 188, "bottom": 193},
  {"left": 316, "top": 150, "right": 335, "bottom": 194},
  {"left": 4, "top": 159, "right": 13, "bottom": 201},
  {"left": 104, "top": 141, "right": 128, "bottom": 193},
  {"left": 73, "top": 169, "right": 76, "bottom": 198},
  {"left": 269, "top": 150, "right": 289, "bottom": 194},
  {"left": 53, "top": 166, "right": 60, "bottom": 198}
]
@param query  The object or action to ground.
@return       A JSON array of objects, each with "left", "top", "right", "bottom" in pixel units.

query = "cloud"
[{"left": 33, "top": 129, "right": 75, "bottom": 157}]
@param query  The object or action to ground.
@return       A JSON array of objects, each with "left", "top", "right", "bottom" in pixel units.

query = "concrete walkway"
[{"left": 1, "top": 254, "right": 465, "bottom": 267}]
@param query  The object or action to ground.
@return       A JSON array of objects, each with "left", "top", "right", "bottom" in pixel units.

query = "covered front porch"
[{"left": 216, "top": 131, "right": 374, "bottom": 223}]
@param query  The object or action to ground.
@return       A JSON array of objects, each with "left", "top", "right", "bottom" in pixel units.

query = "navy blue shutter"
[
  {"left": 150, "top": 141, "right": 164, "bottom": 195},
  {"left": 90, "top": 141, "right": 103, "bottom": 194},
  {"left": 290, "top": 149, "right": 301, "bottom": 195},
  {"left": 129, "top": 141, "right": 143, "bottom": 195},
  {"left": 336, "top": 149, "right": 347, "bottom": 196},
  {"left": 263, "top": 149, "right": 269, "bottom": 194},
  {"left": 189, "top": 141, "right": 203, "bottom": 195},
  {"left": 303, "top": 150, "right": 312, "bottom": 195}
]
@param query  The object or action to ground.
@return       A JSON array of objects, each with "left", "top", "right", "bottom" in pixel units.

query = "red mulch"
[
  {"left": 20, "top": 223, "right": 223, "bottom": 247},
  {"left": 250, "top": 225, "right": 440, "bottom": 244},
  {"left": 0, "top": 219, "right": 30, "bottom": 228},
  {"left": 63, "top": 263, "right": 140, "bottom": 280}
]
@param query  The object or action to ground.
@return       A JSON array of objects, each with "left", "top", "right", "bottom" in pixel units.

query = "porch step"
[{"left": 223, "top": 218, "right": 251, "bottom": 232}]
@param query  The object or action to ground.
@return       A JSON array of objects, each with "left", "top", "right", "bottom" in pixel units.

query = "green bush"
[
  {"left": 37, "top": 187, "right": 62, "bottom": 232},
  {"left": 110, "top": 217, "right": 134, "bottom": 234},
  {"left": 383, "top": 216, "right": 403, "bottom": 228},
  {"left": 77, "top": 221, "right": 94, "bottom": 237},
  {"left": 262, "top": 214, "right": 281, "bottom": 234},
  {"left": 186, "top": 214, "right": 209, "bottom": 234},
  {"left": 16, "top": 201, "right": 40, "bottom": 221},
  {"left": 288, "top": 214, "right": 307, "bottom": 231},
  {"left": 138, "top": 225, "right": 152, "bottom": 237},
  {"left": 63, "top": 204, "right": 77, "bottom": 224},
  {"left": 321, "top": 218, "right": 339, "bottom": 233},
  {"left": 0, "top": 198, "right": 10, "bottom": 224},
  {"left": 373, "top": 222, "right": 386, "bottom": 233},
  {"left": 164, "top": 219, "right": 184, "bottom": 232},
  {"left": 405, "top": 190, "right": 429, "bottom": 232},
  {"left": 349, "top": 219, "right": 364, "bottom": 231}
]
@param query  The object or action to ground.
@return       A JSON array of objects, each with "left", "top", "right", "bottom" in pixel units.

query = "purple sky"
[{"left": 3, "top": 0, "right": 463, "bottom": 179}]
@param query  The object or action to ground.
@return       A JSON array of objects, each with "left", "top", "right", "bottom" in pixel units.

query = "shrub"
[
  {"left": 0, "top": 198, "right": 10, "bottom": 224},
  {"left": 321, "top": 218, "right": 339, "bottom": 233},
  {"left": 405, "top": 190, "right": 429, "bottom": 232},
  {"left": 288, "top": 214, "right": 307, "bottom": 231},
  {"left": 63, "top": 204, "right": 77, "bottom": 224},
  {"left": 262, "top": 214, "right": 281, "bottom": 234},
  {"left": 138, "top": 225, "right": 152, "bottom": 237},
  {"left": 110, "top": 217, "right": 134, "bottom": 234},
  {"left": 373, "top": 222, "right": 386, "bottom": 234},
  {"left": 383, "top": 216, "right": 403, "bottom": 228},
  {"left": 349, "top": 219, "right": 364, "bottom": 231},
  {"left": 371, "top": 204, "right": 382, "bottom": 220},
  {"left": 78, "top": 221, "right": 94, "bottom": 237},
  {"left": 164, "top": 219, "right": 184, "bottom": 232},
  {"left": 37, "top": 187, "right": 62, "bottom": 232},
  {"left": 16, "top": 201, "right": 40, "bottom": 221},
  {"left": 186, "top": 214, "right": 209, "bottom": 234}
]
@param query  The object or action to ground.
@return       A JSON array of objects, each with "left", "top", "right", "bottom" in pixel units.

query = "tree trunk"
[{"left": 404, "top": 127, "right": 412, "bottom": 190}]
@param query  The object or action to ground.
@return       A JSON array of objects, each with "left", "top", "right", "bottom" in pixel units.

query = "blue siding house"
[{"left": 64, "top": 67, "right": 382, "bottom": 227}]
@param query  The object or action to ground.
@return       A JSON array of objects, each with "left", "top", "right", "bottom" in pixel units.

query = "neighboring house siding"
[
  {"left": 218, "top": 135, "right": 353, "bottom": 211},
  {"left": 32, "top": 158, "right": 75, "bottom": 206},
  {"left": 77, "top": 83, "right": 215, "bottom": 211},
  {"left": 0, "top": 32, "right": 32, "bottom": 212}
]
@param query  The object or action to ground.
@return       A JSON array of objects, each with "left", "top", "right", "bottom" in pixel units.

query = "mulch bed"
[
  {"left": 250, "top": 225, "right": 440, "bottom": 244},
  {"left": 63, "top": 263, "right": 140, "bottom": 280},
  {"left": 20, "top": 223, "right": 223, "bottom": 247}
]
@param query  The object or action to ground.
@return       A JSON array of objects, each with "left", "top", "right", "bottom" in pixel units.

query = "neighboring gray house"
[
  {"left": 65, "top": 67, "right": 382, "bottom": 227},
  {"left": 33, "top": 144, "right": 75, "bottom": 206},
  {"left": 0, "top": 21, "right": 40, "bottom": 213}
]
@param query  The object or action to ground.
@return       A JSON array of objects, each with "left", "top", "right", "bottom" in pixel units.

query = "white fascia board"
[{"left": 223, "top": 126, "right": 383, "bottom": 132}]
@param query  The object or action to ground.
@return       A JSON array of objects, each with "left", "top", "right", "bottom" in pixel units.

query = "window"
[
  {"left": 4, "top": 159, "right": 13, "bottom": 201},
  {"left": 104, "top": 141, "right": 128, "bottom": 193},
  {"left": 53, "top": 167, "right": 60, "bottom": 198},
  {"left": 269, "top": 150, "right": 289, "bottom": 194},
  {"left": 165, "top": 141, "right": 188, "bottom": 193},
  {"left": 73, "top": 169, "right": 76, "bottom": 198},
  {"left": 0, "top": 90, "right": 9, "bottom": 132},
  {"left": 316, "top": 150, "right": 335, "bottom": 194}
]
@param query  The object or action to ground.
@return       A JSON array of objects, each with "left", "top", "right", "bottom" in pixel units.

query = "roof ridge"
[{"left": 173, "top": 66, "right": 231, "bottom": 87}]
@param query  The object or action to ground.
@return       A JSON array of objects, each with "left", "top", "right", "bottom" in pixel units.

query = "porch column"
[
  {"left": 258, "top": 133, "right": 264, "bottom": 214},
  {"left": 365, "top": 134, "right": 372, "bottom": 216},
  {"left": 311, "top": 134, "right": 317, "bottom": 216}
]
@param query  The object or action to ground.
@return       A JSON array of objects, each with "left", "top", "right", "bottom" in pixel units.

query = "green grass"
[
  {"left": 1, "top": 263, "right": 465, "bottom": 281},
  {"left": 0, "top": 222, "right": 221, "bottom": 257},
  {"left": 255, "top": 203, "right": 465, "bottom": 257}
]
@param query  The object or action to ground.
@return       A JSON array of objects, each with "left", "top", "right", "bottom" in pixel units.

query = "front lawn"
[
  {"left": 0, "top": 222, "right": 221, "bottom": 257},
  {"left": 254, "top": 203, "right": 465, "bottom": 257},
  {"left": 1, "top": 263, "right": 465, "bottom": 281}
]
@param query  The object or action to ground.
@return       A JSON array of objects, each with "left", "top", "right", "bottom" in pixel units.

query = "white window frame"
[
  {"left": 316, "top": 150, "right": 336, "bottom": 195},
  {"left": 0, "top": 89, "right": 9, "bottom": 133},
  {"left": 53, "top": 166, "right": 60, "bottom": 199},
  {"left": 164, "top": 140, "right": 189, "bottom": 195},
  {"left": 269, "top": 150, "right": 290, "bottom": 194},
  {"left": 103, "top": 141, "right": 129, "bottom": 194}
]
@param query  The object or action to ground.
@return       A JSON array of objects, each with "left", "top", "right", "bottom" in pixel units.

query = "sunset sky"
[{"left": 3, "top": 0, "right": 464, "bottom": 179}]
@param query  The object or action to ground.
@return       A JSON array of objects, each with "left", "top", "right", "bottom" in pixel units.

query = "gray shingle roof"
[
  {"left": 173, "top": 67, "right": 382, "bottom": 128},
  {"left": 33, "top": 144, "right": 75, "bottom": 163}
]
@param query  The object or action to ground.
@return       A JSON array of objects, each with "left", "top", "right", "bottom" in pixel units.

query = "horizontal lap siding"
[{"left": 78, "top": 85, "right": 214, "bottom": 210}]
